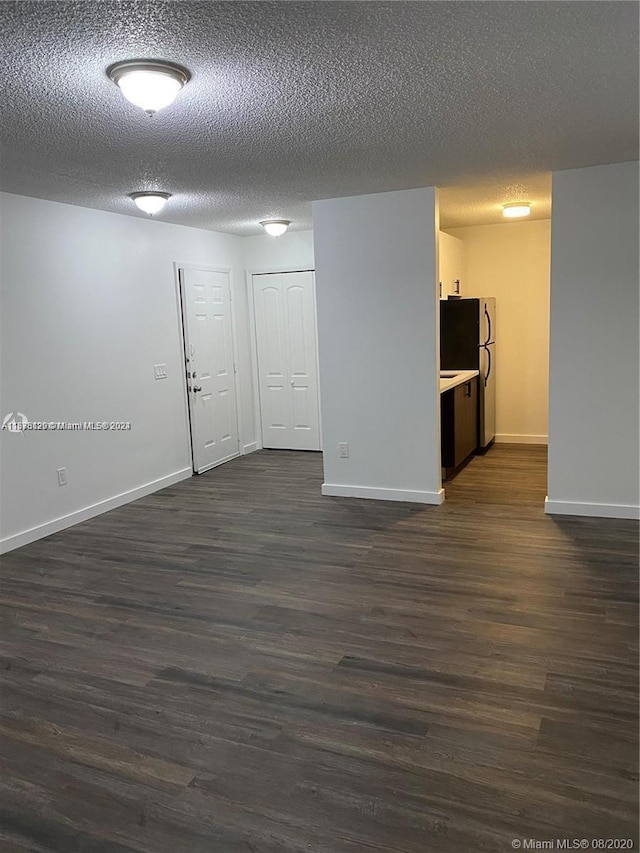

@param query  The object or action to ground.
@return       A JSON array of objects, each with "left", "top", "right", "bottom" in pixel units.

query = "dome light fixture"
[
  {"left": 502, "top": 202, "right": 531, "bottom": 219},
  {"left": 260, "top": 219, "right": 291, "bottom": 237},
  {"left": 107, "top": 59, "right": 190, "bottom": 115},
  {"left": 130, "top": 191, "right": 171, "bottom": 216}
]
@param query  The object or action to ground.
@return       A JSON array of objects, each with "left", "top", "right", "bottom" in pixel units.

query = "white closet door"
[
  {"left": 181, "top": 267, "right": 240, "bottom": 473},
  {"left": 253, "top": 271, "right": 320, "bottom": 451}
]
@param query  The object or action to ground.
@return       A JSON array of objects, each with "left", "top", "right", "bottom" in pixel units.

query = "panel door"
[
  {"left": 181, "top": 267, "right": 240, "bottom": 473},
  {"left": 253, "top": 271, "right": 320, "bottom": 450}
]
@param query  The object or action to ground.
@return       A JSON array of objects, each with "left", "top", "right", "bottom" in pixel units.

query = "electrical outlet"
[
  {"left": 338, "top": 442, "right": 349, "bottom": 458},
  {"left": 57, "top": 467, "right": 68, "bottom": 486},
  {"left": 154, "top": 363, "right": 168, "bottom": 380}
]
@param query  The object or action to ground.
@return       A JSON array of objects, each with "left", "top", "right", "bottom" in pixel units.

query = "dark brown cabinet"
[{"left": 441, "top": 377, "right": 478, "bottom": 478}]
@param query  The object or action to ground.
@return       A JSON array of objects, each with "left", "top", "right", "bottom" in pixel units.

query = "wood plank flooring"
[{"left": 1, "top": 446, "right": 638, "bottom": 852}]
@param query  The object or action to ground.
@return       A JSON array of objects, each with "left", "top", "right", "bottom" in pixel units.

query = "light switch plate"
[{"left": 154, "top": 364, "right": 168, "bottom": 380}]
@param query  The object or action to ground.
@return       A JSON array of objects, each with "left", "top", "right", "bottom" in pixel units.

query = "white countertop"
[{"left": 439, "top": 369, "right": 480, "bottom": 394}]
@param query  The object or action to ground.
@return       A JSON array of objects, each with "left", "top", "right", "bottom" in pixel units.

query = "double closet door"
[{"left": 252, "top": 271, "right": 320, "bottom": 451}]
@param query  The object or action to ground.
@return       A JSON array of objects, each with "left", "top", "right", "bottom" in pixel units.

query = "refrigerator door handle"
[
  {"left": 483, "top": 344, "right": 491, "bottom": 387},
  {"left": 484, "top": 305, "right": 492, "bottom": 346}
]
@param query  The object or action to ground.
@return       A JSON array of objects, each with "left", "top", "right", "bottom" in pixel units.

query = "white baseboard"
[
  {"left": 242, "top": 441, "right": 259, "bottom": 455},
  {"left": 495, "top": 434, "right": 548, "bottom": 445},
  {"left": 322, "top": 483, "right": 444, "bottom": 505},
  {"left": 0, "top": 467, "right": 193, "bottom": 555},
  {"left": 544, "top": 497, "right": 639, "bottom": 520}
]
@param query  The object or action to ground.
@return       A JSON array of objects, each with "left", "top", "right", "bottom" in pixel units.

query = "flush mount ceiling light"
[
  {"left": 502, "top": 202, "right": 532, "bottom": 219},
  {"left": 130, "top": 191, "right": 171, "bottom": 215},
  {"left": 260, "top": 219, "right": 291, "bottom": 237},
  {"left": 107, "top": 60, "right": 190, "bottom": 115}
]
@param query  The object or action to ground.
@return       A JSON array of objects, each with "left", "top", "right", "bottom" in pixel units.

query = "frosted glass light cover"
[
  {"left": 502, "top": 203, "right": 531, "bottom": 218},
  {"left": 130, "top": 192, "right": 171, "bottom": 215},
  {"left": 117, "top": 69, "right": 182, "bottom": 113},
  {"left": 260, "top": 219, "right": 291, "bottom": 237},
  {"left": 108, "top": 60, "right": 190, "bottom": 115}
]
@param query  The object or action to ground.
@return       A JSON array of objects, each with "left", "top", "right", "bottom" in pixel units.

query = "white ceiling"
[{"left": 0, "top": 2, "right": 637, "bottom": 234}]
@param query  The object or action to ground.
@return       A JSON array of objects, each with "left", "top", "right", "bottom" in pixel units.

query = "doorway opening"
[{"left": 436, "top": 205, "right": 551, "bottom": 503}]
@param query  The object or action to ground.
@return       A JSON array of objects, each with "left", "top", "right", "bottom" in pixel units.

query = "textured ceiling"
[
  {"left": 439, "top": 173, "right": 552, "bottom": 230},
  {"left": 0, "top": 1, "right": 637, "bottom": 234}
]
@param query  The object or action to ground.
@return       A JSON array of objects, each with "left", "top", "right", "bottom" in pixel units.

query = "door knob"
[{"left": 193, "top": 385, "right": 202, "bottom": 392}]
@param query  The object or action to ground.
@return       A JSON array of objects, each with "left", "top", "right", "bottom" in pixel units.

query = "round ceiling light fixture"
[
  {"left": 260, "top": 219, "right": 291, "bottom": 237},
  {"left": 107, "top": 59, "right": 190, "bottom": 115},
  {"left": 502, "top": 202, "right": 532, "bottom": 219},
  {"left": 130, "top": 191, "right": 171, "bottom": 216}
]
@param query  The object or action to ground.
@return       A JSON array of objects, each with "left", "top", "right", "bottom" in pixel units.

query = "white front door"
[
  {"left": 252, "top": 271, "right": 320, "bottom": 451},
  {"left": 180, "top": 267, "right": 240, "bottom": 473}
]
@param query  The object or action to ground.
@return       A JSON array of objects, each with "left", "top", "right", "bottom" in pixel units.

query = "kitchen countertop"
[{"left": 439, "top": 369, "right": 480, "bottom": 394}]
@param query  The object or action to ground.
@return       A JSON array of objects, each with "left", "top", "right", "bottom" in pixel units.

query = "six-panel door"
[
  {"left": 181, "top": 267, "right": 240, "bottom": 473},
  {"left": 252, "top": 271, "right": 320, "bottom": 451}
]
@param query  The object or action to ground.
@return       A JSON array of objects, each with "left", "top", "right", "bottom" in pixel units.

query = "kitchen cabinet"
[
  {"left": 438, "top": 231, "right": 465, "bottom": 299},
  {"left": 441, "top": 376, "right": 478, "bottom": 478}
]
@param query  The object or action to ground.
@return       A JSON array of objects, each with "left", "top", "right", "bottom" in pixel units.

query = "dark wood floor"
[{"left": 1, "top": 446, "right": 638, "bottom": 852}]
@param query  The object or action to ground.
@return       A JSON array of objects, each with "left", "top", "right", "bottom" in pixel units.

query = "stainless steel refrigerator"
[{"left": 440, "top": 297, "right": 496, "bottom": 450}]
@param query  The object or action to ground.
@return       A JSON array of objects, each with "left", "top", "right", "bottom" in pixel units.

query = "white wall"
[
  {"left": 0, "top": 192, "right": 254, "bottom": 551},
  {"left": 547, "top": 161, "right": 639, "bottom": 519},
  {"left": 313, "top": 187, "right": 442, "bottom": 503},
  {"left": 448, "top": 219, "right": 551, "bottom": 444},
  {"left": 243, "top": 230, "right": 314, "bottom": 272}
]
